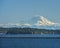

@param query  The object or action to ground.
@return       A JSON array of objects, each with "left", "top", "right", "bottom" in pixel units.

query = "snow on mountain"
[
  {"left": 20, "top": 23, "right": 31, "bottom": 28},
  {"left": 29, "top": 16, "right": 60, "bottom": 29},
  {"left": 34, "top": 16, "right": 60, "bottom": 30},
  {"left": 35, "top": 16, "right": 56, "bottom": 26},
  {"left": 0, "top": 16, "right": 60, "bottom": 29},
  {"left": 23, "top": 23, "right": 31, "bottom": 26}
]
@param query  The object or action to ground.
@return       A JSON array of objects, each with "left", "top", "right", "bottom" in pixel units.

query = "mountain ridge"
[{"left": 0, "top": 16, "right": 60, "bottom": 30}]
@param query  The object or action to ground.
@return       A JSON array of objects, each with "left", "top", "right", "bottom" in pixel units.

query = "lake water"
[{"left": 0, "top": 34, "right": 60, "bottom": 48}]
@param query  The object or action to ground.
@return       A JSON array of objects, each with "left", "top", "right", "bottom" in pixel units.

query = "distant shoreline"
[
  {"left": 0, "top": 34, "right": 60, "bottom": 39},
  {"left": 0, "top": 37, "right": 60, "bottom": 39}
]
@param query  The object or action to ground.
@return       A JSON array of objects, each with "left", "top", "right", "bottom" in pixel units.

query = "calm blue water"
[{"left": 0, "top": 34, "right": 60, "bottom": 48}]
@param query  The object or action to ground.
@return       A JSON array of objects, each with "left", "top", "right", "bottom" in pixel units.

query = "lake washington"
[{"left": 0, "top": 34, "right": 60, "bottom": 48}]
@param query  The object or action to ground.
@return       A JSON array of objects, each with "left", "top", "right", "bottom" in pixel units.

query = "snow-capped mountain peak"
[
  {"left": 35, "top": 16, "right": 56, "bottom": 26},
  {"left": 0, "top": 16, "right": 60, "bottom": 29}
]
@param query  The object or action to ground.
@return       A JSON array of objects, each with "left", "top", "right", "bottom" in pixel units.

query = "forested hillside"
[{"left": 0, "top": 28, "right": 60, "bottom": 34}]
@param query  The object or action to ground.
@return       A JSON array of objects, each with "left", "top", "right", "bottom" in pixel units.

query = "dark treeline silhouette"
[{"left": 0, "top": 27, "right": 60, "bottom": 34}]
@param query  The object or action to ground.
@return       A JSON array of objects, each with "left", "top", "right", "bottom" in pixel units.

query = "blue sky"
[{"left": 0, "top": 0, "right": 60, "bottom": 24}]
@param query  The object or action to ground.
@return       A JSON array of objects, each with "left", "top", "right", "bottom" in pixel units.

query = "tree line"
[{"left": 0, "top": 27, "right": 60, "bottom": 34}]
